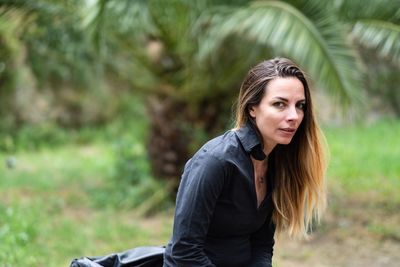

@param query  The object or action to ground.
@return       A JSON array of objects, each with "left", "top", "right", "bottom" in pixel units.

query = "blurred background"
[{"left": 0, "top": 0, "right": 399, "bottom": 266}]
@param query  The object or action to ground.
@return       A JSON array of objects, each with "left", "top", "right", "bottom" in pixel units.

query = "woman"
[{"left": 163, "top": 57, "right": 327, "bottom": 267}]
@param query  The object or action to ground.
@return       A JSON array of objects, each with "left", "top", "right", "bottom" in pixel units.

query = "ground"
[
  {"left": 274, "top": 200, "right": 400, "bottom": 267},
  {"left": 137, "top": 200, "right": 400, "bottom": 267}
]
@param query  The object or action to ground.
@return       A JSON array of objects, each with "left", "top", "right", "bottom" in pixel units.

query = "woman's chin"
[{"left": 277, "top": 137, "right": 294, "bottom": 145}]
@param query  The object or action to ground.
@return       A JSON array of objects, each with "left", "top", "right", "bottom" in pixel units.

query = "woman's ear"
[{"left": 249, "top": 106, "right": 256, "bottom": 118}]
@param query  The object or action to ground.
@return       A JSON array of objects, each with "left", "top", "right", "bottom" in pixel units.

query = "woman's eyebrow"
[
  {"left": 271, "top": 97, "right": 289, "bottom": 102},
  {"left": 271, "top": 97, "right": 306, "bottom": 102}
]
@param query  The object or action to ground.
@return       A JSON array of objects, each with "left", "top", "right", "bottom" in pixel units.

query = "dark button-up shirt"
[{"left": 163, "top": 122, "right": 275, "bottom": 267}]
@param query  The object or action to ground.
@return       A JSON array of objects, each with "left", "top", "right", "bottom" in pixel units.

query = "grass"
[
  {"left": 0, "top": 143, "right": 172, "bottom": 267},
  {"left": 324, "top": 119, "right": 400, "bottom": 203},
  {"left": 0, "top": 118, "right": 399, "bottom": 266}
]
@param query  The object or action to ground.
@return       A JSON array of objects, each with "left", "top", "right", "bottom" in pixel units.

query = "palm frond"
[
  {"left": 85, "top": 0, "right": 158, "bottom": 50},
  {"left": 352, "top": 20, "right": 400, "bottom": 66},
  {"left": 337, "top": 0, "right": 400, "bottom": 23},
  {"left": 199, "top": 1, "right": 362, "bottom": 106}
]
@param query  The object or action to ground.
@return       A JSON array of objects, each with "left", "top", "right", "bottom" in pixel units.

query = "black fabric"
[
  {"left": 163, "top": 122, "right": 275, "bottom": 267},
  {"left": 70, "top": 246, "right": 164, "bottom": 267}
]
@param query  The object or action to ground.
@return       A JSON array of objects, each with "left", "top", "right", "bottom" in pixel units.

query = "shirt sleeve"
[
  {"left": 248, "top": 218, "right": 275, "bottom": 267},
  {"left": 169, "top": 152, "right": 226, "bottom": 267}
]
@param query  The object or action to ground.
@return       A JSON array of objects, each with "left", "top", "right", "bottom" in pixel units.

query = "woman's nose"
[{"left": 287, "top": 106, "right": 299, "bottom": 121}]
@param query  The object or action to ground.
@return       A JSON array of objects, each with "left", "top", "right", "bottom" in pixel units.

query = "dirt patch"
[
  {"left": 274, "top": 199, "right": 400, "bottom": 267},
  {"left": 276, "top": 231, "right": 400, "bottom": 267}
]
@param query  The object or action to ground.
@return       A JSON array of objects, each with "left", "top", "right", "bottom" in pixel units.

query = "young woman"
[{"left": 163, "top": 57, "right": 327, "bottom": 267}]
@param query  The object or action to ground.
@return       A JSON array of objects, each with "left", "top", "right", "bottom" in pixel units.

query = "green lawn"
[
  {"left": 0, "top": 119, "right": 399, "bottom": 266},
  {"left": 0, "top": 143, "right": 172, "bottom": 267},
  {"left": 325, "top": 119, "right": 400, "bottom": 203}
]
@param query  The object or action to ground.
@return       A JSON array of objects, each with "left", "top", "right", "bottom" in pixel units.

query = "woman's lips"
[{"left": 279, "top": 128, "right": 296, "bottom": 135}]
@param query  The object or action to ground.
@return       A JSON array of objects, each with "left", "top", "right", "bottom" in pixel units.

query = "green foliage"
[
  {"left": 0, "top": 93, "right": 148, "bottom": 152},
  {"left": 0, "top": 8, "right": 26, "bottom": 116},
  {"left": 0, "top": 119, "right": 399, "bottom": 265},
  {"left": 200, "top": 0, "right": 363, "bottom": 106},
  {"left": 89, "top": 0, "right": 378, "bottom": 106},
  {"left": 341, "top": 0, "right": 400, "bottom": 66},
  {"left": 0, "top": 123, "right": 104, "bottom": 152},
  {"left": 84, "top": 0, "right": 400, "bottom": 183},
  {"left": 358, "top": 49, "right": 400, "bottom": 117},
  {"left": 0, "top": 142, "right": 172, "bottom": 266},
  {"left": 325, "top": 119, "right": 400, "bottom": 202},
  {"left": 0, "top": 123, "right": 69, "bottom": 152},
  {"left": 1, "top": 0, "right": 399, "bottom": 132},
  {"left": 9, "top": 0, "right": 100, "bottom": 88},
  {"left": 0, "top": 0, "right": 107, "bottom": 129},
  {"left": 91, "top": 122, "right": 173, "bottom": 215},
  {"left": 352, "top": 20, "right": 400, "bottom": 65},
  {"left": 368, "top": 221, "right": 400, "bottom": 241},
  {"left": 0, "top": 203, "right": 41, "bottom": 266},
  {"left": 113, "top": 140, "right": 149, "bottom": 186}
]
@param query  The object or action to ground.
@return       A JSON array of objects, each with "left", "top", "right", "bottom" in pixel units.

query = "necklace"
[{"left": 251, "top": 155, "right": 268, "bottom": 185}]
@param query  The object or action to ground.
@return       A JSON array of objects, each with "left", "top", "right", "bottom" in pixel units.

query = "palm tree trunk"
[
  {"left": 146, "top": 94, "right": 227, "bottom": 189},
  {"left": 146, "top": 96, "right": 190, "bottom": 186}
]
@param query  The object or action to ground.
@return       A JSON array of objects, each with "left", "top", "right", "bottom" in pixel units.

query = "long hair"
[{"left": 235, "top": 57, "right": 327, "bottom": 238}]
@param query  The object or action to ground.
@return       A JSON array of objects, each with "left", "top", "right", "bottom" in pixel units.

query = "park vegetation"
[{"left": 0, "top": 1, "right": 399, "bottom": 266}]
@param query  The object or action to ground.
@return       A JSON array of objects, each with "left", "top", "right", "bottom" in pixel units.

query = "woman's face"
[{"left": 249, "top": 77, "right": 305, "bottom": 152}]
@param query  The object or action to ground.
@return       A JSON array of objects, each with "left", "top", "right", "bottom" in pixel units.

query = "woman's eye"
[
  {"left": 273, "top": 102, "right": 285, "bottom": 108},
  {"left": 296, "top": 102, "right": 306, "bottom": 110}
]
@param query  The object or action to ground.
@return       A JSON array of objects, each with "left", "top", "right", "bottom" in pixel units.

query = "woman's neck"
[{"left": 262, "top": 141, "right": 276, "bottom": 157}]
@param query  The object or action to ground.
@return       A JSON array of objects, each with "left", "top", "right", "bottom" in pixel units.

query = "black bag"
[{"left": 70, "top": 246, "right": 165, "bottom": 267}]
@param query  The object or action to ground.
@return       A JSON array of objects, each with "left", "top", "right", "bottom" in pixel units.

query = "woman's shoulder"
[{"left": 195, "top": 129, "right": 241, "bottom": 162}]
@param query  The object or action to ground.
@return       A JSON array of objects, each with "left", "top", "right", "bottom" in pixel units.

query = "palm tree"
[
  {"left": 339, "top": 0, "right": 400, "bottom": 116},
  {"left": 0, "top": 0, "right": 104, "bottom": 128},
  {"left": 340, "top": 0, "right": 400, "bottom": 65},
  {"left": 2, "top": 0, "right": 398, "bottom": 185},
  {"left": 86, "top": 0, "right": 399, "bottom": 185}
]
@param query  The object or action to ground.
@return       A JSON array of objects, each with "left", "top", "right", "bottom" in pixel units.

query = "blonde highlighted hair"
[{"left": 235, "top": 57, "right": 327, "bottom": 238}]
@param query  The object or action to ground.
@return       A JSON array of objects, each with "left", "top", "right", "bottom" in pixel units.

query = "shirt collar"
[{"left": 235, "top": 121, "right": 266, "bottom": 161}]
